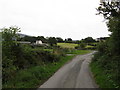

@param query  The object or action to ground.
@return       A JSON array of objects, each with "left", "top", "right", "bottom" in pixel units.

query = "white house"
[{"left": 35, "top": 40, "right": 43, "bottom": 45}]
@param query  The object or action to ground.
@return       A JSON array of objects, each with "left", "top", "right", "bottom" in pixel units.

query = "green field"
[
  {"left": 86, "top": 45, "right": 94, "bottom": 48},
  {"left": 67, "top": 50, "right": 91, "bottom": 55},
  {"left": 57, "top": 43, "right": 78, "bottom": 49}
]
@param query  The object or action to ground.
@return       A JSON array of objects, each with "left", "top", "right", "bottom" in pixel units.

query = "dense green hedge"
[
  {"left": 1, "top": 27, "right": 63, "bottom": 85},
  {"left": 90, "top": 1, "right": 120, "bottom": 88},
  {"left": 91, "top": 52, "right": 119, "bottom": 88}
]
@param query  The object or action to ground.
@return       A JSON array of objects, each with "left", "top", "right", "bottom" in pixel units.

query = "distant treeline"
[{"left": 18, "top": 34, "right": 98, "bottom": 45}]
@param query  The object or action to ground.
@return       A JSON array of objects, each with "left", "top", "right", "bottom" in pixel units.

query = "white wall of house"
[{"left": 36, "top": 40, "right": 42, "bottom": 45}]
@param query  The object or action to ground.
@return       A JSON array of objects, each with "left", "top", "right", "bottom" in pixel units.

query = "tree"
[
  {"left": 97, "top": 1, "right": 120, "bottom": 19},
  {"left": 79, "top": 43, "right": 86, "bottom": 50},
  {"left": 107, "top": 16, "right": 120, "bottom": 55},
  {"left": 65, "top": 38, "right": 72, "bottom": 43},
  {"left": 21, "top": 36, "right": 36, "bottom": 43},
  {"left": 1, "top": 26, "right": 20, "bottom": 82},
  {"left": 48, "top": 37, "right": 57, "bottom": 46},
  {"left": 82, "top": 37, "right": 96, "bottom": 43},
  {"left": 2, "top": 26, "right": 20, "bottom": 55},
  {"left": 75, "top": 42, "right": 86, "bottom": 50},
  {"left": 56, "top": 37, "right": 64, "bottom": 43},
  {"left": 96, "top": 1, "right": 120, "bottom": 87},
  {"left": 97, "top": 1, "right": 120, "bottom": 55},
  {"left": 67, "top": 38, "right": 72, "bottom": 41},
  {"left": 2, "top": 26, "right": 20, "bottom": 42},
  {"left": 75, "top": 40, "right": 81, "bottom": 44},
  {"left": 36, "top": 36, "right": 47, "bottom": 43}
]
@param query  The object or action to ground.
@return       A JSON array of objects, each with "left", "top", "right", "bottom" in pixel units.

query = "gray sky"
[{"left": 0, "top": 0, "right": 110, "bottom": 40}]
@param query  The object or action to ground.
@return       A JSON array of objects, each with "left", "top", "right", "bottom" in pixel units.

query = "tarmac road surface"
[{"left": 39, "top": 51, "right": 98, "bottom": 88}]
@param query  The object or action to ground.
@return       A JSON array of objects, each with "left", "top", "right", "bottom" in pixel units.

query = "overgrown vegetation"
[
  {"left": 90, "top": 1, "right": 120, "bottom": 88},
  {"left": 3, "top": 55, "right": 74, "bottom": 88},
  {"left": 1, "top": 27, "right": 62, "bottom": 88},
  {"left": 2, "top": 27, "right": 91, "bottom": 88},
  {"left": 3, "top": 50, "right": 91, "bottom": 88}
]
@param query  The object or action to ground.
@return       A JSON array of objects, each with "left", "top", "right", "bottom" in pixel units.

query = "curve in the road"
[{"left": 39, "top": 51, "right": 98, "bottom": 88}]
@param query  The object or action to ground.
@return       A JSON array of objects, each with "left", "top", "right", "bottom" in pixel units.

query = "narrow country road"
[{"left": 39, "top": 51, "right": 98, "bottom": 88}]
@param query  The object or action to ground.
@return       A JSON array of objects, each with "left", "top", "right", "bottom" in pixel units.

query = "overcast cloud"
[{"left": 0, "top": 0, "right": 110, "bottom": 40}]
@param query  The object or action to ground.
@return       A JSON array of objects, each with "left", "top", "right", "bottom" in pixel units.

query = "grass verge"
[
  {"left": 67, "top": 50, "right": 91, "bottom": 55},
  {"left": 90, "top": 61, "right": 119, "bottom": 88}
]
